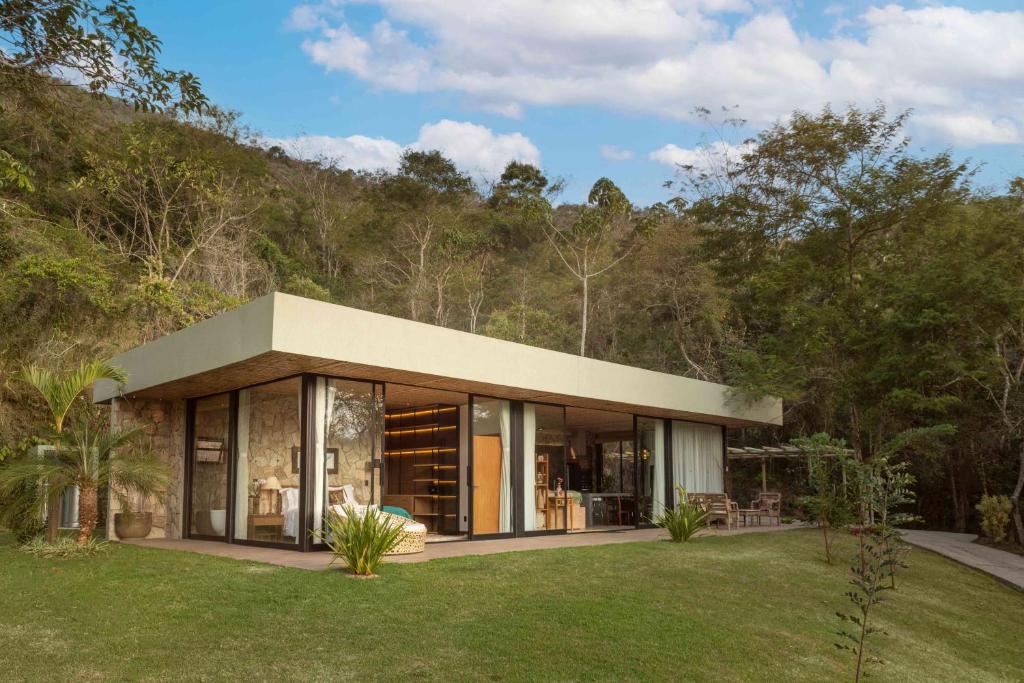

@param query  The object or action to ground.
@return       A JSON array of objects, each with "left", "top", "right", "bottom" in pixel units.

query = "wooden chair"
[
  {"left": 752, "top": 492, "right": 782, "bottom": 526},
  {"left": 688, "top": 492, "right": 739, "bottom": 530}
]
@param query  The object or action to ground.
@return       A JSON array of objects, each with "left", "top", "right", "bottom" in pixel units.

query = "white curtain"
[
  {"left": 498, "top": 400, "right": 512, "bottom": 533},
  {"left": 652, "top": 420, "right": 665, "bottom": 515},
  {"left": 522, "top": 404, "right": 537, "bottom": 531},
  {"left": 233, "top": 389, "right": 251, "bottom": 539},
  {"left": 313, "top": 378, "right": 336, "bottom": 537},
  {"left": 672, "top": 421, "right": 724, "bottom": 504}
]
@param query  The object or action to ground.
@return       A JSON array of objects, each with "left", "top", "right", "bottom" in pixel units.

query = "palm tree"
[
  {"left": 20, "top": 360, "right": 127, "bottom": 434},
  {"left": 0, "top": 410, "right": 169, "bottom": 545},
  {"left": 22, "top": 360, "right": 127, "bottom": 541}
]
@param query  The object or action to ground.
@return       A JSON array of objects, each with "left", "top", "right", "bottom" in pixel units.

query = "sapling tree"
[
  {"left": 836, "top": 527, "right": 896, "bottom": 682},
  {"left": 865, "top": 458, "right": 919, "bottom": 589},
  {"left": 793, "top": 434, "right": 854, "bottom": 563}
]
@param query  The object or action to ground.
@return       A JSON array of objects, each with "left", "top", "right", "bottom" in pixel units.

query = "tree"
[
  {"left": 531, "top": 178, "right": 661, "bottom": 356},
  {"left": 619, "top": 217, "right": 728, "bottom": 380},
  {"left": 0, "top": 1, "right": 207, "bottom": 200},
  {"left": 0, "top": 0, "right": 207, "bottom": 114},
  {"left": 685, "top": 105, "right": 971, "bottom": 455},
  {"left": 367, "top": 151, "right": 477, "bottom": 324},
  {"left": 0, "top": 405, "right": 168, "bottom": 545},
  {"left": 74, "top": 122, "right": 259, "bottom": 290},
  {"left": 14, "top": 359, "right": 124, "bottom": 542},
  {"left": 793, "top": 434, "right": 855, "bottom": 564}
]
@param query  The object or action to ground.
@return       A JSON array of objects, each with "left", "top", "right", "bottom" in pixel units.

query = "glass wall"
[
  {"left": 312, "top": 377, "right": 380, "bottom": 540},
  {"left": 471, "top": 398, "right": 512, "bottom": 535},
  {"left": 524, "top": 404, "right": 568, "bottom": 532},
  {"left": 190, "top": 393, "right": 230, "bottom": 538},
  {"left": 233, "top": 377, "right": 302, "bottom": 545},
  {"left": 671, "top": 421, "right": 724, "bottom": 504},
  {"left": 598, "top": 439, "right": 635, "bottom": 496},
  {"left": 636, "top": 417, "right": 665, "bottom": 524}
]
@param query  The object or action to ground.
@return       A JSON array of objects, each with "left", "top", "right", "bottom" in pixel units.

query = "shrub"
[
  {"left": 282, "top": 274, "right": 331, "bottom": 302},
  {"left": 0, "top": 475, "right": 46, "bottom": 543},
  {"left": 976, "top": 495, "right": 1013, "bottom": 544},
  {"left": 11, "top": 514, "right": 46, "bottom": 544},
  {"left": 654, "top": 486, "right": 708, "bottom": 543},
  {"left": 19, "top": 536, "right": 109, "bottom": 559},
  {"left": 313, "top": 506, "right": 406, "bottom": 576}
]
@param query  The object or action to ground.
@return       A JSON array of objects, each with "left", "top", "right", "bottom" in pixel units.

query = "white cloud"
[
  {"left": 263, "top": 133, "right": 405, "bottom": 171},
  {"left": 412, "top": 120, "right": 540, "bottom": 178},
  {"left": 287, "top": 5, "right": 322, "bottom": 31},
  {"left": 263, "top": 119, "right": 540, "bottom": 180},
  {"left": 915, "top": 113, "right": 1021, "bottom": 146},
  {"left": 292, "top": 1, "right": 1024, "bottom": 147},
  {"left": 478, "top": 101, "right": 525, "bottom": 119},
  {"left": 599, "top": 144, "right": 634, "bottom": 161},
  {"left": 649, "top": 140, "right": 755, "bottom": 171}
]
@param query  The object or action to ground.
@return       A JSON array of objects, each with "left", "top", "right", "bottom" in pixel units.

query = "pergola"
[{"left": 727, "top": 445, "right": 853, "bottom": 494}]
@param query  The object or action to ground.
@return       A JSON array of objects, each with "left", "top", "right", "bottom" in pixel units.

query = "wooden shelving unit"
[{"left": 383, "top": 404, "right": 459, "bottom": 534}]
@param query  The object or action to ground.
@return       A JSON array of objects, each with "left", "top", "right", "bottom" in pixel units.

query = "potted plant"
[{"left": 114, "top": 490, "right": 155, "bottom": 539}]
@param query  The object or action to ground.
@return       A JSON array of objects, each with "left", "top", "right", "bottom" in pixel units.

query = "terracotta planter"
[{"left": 114, "top": 512, "right": 153, "bottom": 539}]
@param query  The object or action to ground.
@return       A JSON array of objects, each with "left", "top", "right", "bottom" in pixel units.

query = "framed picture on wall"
[
  {"left": 292, "top": 447, "right": 339, "bottom": 474},
  {"left": 195, "top": 438, "right": 224, "bottom": 464}
]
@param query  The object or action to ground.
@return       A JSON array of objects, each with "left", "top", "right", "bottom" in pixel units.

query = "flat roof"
[{"left": 94, "top": 293, "right": 782, "bottom": 427}]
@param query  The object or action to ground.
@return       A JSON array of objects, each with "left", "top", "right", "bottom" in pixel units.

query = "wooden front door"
[{"left": 472, "top": 435, "right": 502, "bottom": 534}]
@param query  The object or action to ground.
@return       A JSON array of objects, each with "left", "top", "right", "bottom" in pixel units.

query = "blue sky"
[{"left": 137, "top": 1, "right": 1023, "bottom": 205}]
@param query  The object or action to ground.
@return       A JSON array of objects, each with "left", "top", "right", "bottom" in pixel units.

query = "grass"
[{"left": 0, "top": 529, "right": 1021, "bottom": 682}]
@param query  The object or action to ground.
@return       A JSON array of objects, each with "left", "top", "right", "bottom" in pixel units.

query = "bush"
[
  {"left": 11, "top": 514, "right": 45, "bottom": 544},
  {"left": 0, "top": 473, "right": 46, "bottom": 544},
  {"left": 282, "top": 274, "right": 331, "bottom": 302},
  {"left": 19, "top": 536, "right": 109, "bottom": 559},
  {"left": 976, "top": 495, "right": 1013, "bottom": 544},
  {"left": 313, "top": 506, "right": 407, "bottom": 576},
  {"left": 654, "top": 486, "right": 708, "bottom": 543}
]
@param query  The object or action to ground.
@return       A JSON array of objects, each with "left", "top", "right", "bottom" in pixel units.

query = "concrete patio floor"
[{"left": 125, "top": 523, "right": 802, "bottom": 570}]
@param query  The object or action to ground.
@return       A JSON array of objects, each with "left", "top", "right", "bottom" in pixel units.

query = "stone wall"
[
  {"left": 244, "top": 390, "right": 302, "bottom": 490},
  {"left": 325, "top": 420, "right": 376, "bottom": 505},
  {"left": 108, "top": 397, "right": 186, "bottom": 540}
]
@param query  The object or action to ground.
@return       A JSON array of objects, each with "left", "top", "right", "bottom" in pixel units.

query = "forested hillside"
[{"left": 1, "top": 2, "right": 1022, "bottom": 540}]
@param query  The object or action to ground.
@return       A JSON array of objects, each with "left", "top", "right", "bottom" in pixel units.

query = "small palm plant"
[
  {"left": 0, "top": 407, "right": 169, "bottom": 546},
  {"left": 654, "top": 485, "right": 708, "bottom": 543},
  {"left": 0, "top": 359, "right": 168, "bottom": 547},
  {"left": 313, "top": 506, "right": 407, "bottom": 577}
]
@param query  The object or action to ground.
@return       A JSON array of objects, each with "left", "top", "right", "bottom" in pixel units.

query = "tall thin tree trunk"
[
  {"left": 579, "top": 275, "right": 589, "bottom": 356},
  {"left": 949, "top": 460, "right": 966, "bottom": 533},
  {"left": 1012, "top": 442, "right": 1024, "bottom": 546},
  {"left": 77, "top": 483, "right": 98, "bottom": 546}
]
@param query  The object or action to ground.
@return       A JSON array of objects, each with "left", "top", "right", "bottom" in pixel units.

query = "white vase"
[{"left": 210, "top": 509, "right": 227, "bottom": 536}]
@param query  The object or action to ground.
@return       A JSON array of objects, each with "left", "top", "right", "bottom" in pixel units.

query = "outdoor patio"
[{"left": 124, "top": 523, "right": 803, "bottom": 570}]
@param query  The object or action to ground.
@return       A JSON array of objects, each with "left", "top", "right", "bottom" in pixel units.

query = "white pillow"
[{"left": 341, "top": 484, "right": 358, "bottom": 506}]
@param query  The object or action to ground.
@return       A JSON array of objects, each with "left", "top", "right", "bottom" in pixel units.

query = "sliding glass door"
[
  {"left": 524, "top": 403, "right": 569, "bottom": 532},
  {"left": 636, "top": 417, "right": 665, "bottom": 526},
  {"left": 671, "top": 420, "right": 725, "bottom": 504},
  {"left": 312, "top": 377, "right": 381, "bottom": 542},
  {"left": 233, "top": 377, "right": 303, "bottom": 545},
  {"left": 471, "top": 397, "right": 512, "bottom": 536},
  {"left": 189, "top": 393, "right": 231, "bottom": 539}
]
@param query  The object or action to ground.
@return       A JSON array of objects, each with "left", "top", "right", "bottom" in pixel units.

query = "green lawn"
[{"left": 1, "top": 530, "right": 1021, "bottom": 682}]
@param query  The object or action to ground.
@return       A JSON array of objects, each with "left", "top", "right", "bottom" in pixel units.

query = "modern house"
[{"left": 95, "top": 292, "right": 782, "bottom": 551}]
